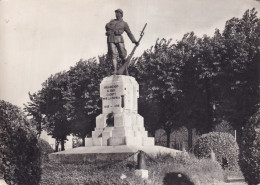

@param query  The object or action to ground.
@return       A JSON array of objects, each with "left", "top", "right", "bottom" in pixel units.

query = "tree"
[
  {"left": 26, "top": 72, "right": 72, "bottom": 151},
  {"left": 175, "top": 32, "right": 211, "bottom": 149},
  {"left": 218, "top": 9, "right": 260, "bottom": 141},
  {"left": 133, "top": 38, "right": 184, "bottom": 147},
  {"left": 66, "top": 58, "right": 109, "bottom": 146},
  {"left": 26, "top": 57, "right": 112, "bottom": 148}
]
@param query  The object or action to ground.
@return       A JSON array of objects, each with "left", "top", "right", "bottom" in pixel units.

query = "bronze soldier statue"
[{"left": 106, "top": 9, "right": 139, "bottom": 75}]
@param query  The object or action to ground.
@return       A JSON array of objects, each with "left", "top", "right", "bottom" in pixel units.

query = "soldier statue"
[{"left": 106, "top": 9, "right": 139, "bottom": 75}]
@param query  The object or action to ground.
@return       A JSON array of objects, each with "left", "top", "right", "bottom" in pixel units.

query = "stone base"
[
  {"left": 49, "top": 145, "right": 181, "bottom": 163},
  {"left": 135, "top": 169, "right": 149, "bottom": 179},
  {"left": 88, "top": 112, "right": 154, "bottom": 147}
]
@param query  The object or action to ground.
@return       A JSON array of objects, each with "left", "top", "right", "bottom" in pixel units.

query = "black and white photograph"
[{"left": 0, "top": 0, "right": 260, "bottom": 184}]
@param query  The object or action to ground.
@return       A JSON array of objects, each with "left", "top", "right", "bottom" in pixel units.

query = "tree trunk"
[
  {"left": 187, "top": 127, "right": 193, "bottom": 151},
  {"left": 81, "top": 136, "right": 85, "bottom": 147},
  {"left": 61, "top": 140, "right": 65, "bottom": 151},
  {"left": 205, "top": 78, "right": 212, "bottom": 132},
  {"left": 55, "top": 140, "right": 59, "bottom": 152},
  {"left": 166, "top": 128, "right": 171, "bottom": 148},
  {"left": 236, "top": 127, "right": 243, "bottom": 146}
]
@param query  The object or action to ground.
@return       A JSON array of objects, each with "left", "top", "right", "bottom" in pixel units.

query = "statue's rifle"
[{"left": 117, "top": 23, "right": 147, "bottom": 75}]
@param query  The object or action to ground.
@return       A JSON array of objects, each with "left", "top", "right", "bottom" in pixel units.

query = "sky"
[{"left": 0, "top": 0, "right": 260, "bottom": 108}]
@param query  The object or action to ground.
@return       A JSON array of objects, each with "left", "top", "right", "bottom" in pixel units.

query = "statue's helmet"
[{"left": 115, "top": 9, "right": 123, "bottom": 16}]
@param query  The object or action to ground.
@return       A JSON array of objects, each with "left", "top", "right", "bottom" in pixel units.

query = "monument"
[
  {"left": 49, "top": 9, "right": 180, "bottom": 163},
  {"left": 85, "top": 75, "right": 154, "bottom": 147}
]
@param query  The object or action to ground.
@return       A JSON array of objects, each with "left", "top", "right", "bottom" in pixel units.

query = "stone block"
[
  {"left": 136, "top": 114, "right": 144, "bottom": 127},
  {"left": 93, "top": 138, "right": 103, "bottom": 146},
  {"left": 125, "top": 137, "right": 135, "bottom": 145},
  {"left": 133, "top": 131, "right": 142, "bottom": 137},
  {"left": 99, "top": 75, "right": 140, "bottom": 113},
  {"left": 108, "top": 137, "right": 125, "bottom": 146},
  {"left": 135, "top": 169, "right": 148, "bottom": 179},
  {"left": 94, "top": 128, "right": 103, "bottom": 132},
  {"left": 115, "top": 113, "right": 133, "bottom": 127},
  {"left": 125, "top": 136, "right": 142, "bottom": 146},
  {"left": 96, "top": 114, "right": 107, "bottom": 128},
  {"left": 112, "top": 127, "right": 134, "bottom": 137},
  {"left": 102, "top": 138, "right": 108, "bottom": 146},
  {"left": 85, "top": 138, "right": 93, "bottom": 147},
  {"left": 143, "top": 137, "right": 154, "bottom": 146},
  {"left": 138, "top": 127, "right": 146, "bottom": 132},
  {"left": 102, "top": 131, "right": 112, "bottom": 146},
  {"left": 103, "top": 127, "right": 114, "bottom": 132},
  {"left": 131, "top": 114, "right": 137, "bottom": 125},
  {"left": 102, "top": 131, "right": 112, "bottom": 138},
  {"left": 142, "top": 131, "right": 148, "bottom": 137},
  {"left": 135, "top": 136, "right": 143, "bottom": 146},
  {"left": 92, "top": 130, "right": 102, "bottom": 138}
]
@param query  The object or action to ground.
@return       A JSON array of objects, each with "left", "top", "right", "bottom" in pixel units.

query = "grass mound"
[{"left": 40, "top": 152, "right": 224, "bottom": 185}]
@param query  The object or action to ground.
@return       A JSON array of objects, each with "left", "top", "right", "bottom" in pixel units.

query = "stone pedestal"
[
  {"left": 85, "top": 75, "right": 154, "bottom": 147},
  {"left": 135, "top": 169, "right": 149, "bottom": 179}
]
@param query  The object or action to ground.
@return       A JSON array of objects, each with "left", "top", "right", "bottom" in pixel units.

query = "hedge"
[
  {"left": 38, "top": 138, "right": 54, "bottom": 163},
  {"left": 0, "top": 100, "right": 41, "bottom": 185},
  {"left": 239, "top": 110, "right": 260, "bottom": 185},
  {"left": 194, "top": 132, "right": 239, "bottom": 171}
]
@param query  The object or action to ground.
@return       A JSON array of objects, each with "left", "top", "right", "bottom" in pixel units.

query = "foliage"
[
  {"left": 239, "top": 110, "right": 260, "bottom": 185},
  {"left": 66, "top": 56, "right": 112, "bottom": 144},
  {"left": 134, "top": 33, "right": 219, "bottom": 149},
  {"left": 38, "top": 138, "right": 54, "bottom": 163},
  {"left": 65, "top": 59, "right": 101, "bottom": 145},
  {"left": 0, "top": 100, "right": 41, "bottom": 185},
  {"left": 40, "top": 152, "right": 224, "bottom": 185},
  {"left": 25, "top": 57, "right": 111, "bottom": 149},
  {"left": 213, "top": 120, "right": 234, "bottom": 134},
  {"left": 134, "top": 38, "right": 184, "bottom": 138},
  {"left": 133, "top": 9, "right": 260, "bottom": 149},
  {"left": 194, "top": 132, "right": 239, "bottom": 171},
  {"left": 218, "top": 8, "right": 260, "bottom": 140},
  {"left": 146, "top": 153, "right": 224, "bottom": 185},
  {"left": 26, "top": 71, "right": 72, "bottom": 151}
]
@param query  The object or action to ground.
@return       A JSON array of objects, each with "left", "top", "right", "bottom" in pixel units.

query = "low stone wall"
[
  {"left": 49, "top": 145, "right": 181, "bottom": 163},
  {"left": 49, "top": 152, "right": 136, "bottom": 163}
]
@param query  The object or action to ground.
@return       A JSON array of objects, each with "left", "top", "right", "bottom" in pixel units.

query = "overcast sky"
[{"left": 0, "top": 0, "right": 260, "bottom": 108}]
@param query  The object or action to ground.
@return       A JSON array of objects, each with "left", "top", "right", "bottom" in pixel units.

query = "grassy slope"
[{"left": 40, "top": 153, "right": 229, "bottom": 185}]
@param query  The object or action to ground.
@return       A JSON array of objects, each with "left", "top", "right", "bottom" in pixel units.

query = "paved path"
[
  {"left": 223, "top": 182, "right": 247, "bottom": 185},
  {"left": 213, "top": 176, "right": 247, "bottom": 185}
]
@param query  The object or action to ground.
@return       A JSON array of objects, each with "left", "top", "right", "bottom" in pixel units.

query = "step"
[{"left": 227, "top": 176, "right": 245, "bottom": 183}]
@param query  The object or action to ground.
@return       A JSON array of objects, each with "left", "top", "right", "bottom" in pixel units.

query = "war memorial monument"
[{"left": 49, "top": 9, "right": 180, "bottom": 164}]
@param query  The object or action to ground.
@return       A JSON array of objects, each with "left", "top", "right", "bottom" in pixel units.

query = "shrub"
[
  {"left": 38, "top": 138, "right": 54, "bottom": 163},
  {"left": 239, "top": 110, "right": 260, "bottom": 185},
  {"left": 163, "top": 172, "right": 194, "bottom": 185},
  {"left": 146, "top": 153, "right": 224, "bottom": 185},
  {"left": 0, "top": 100, "right": 41, "bottom": 185},
  {"left": 194, "top": 132, "right": 239, "bottom": 171}
]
